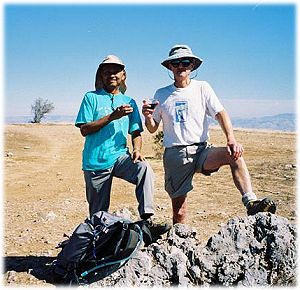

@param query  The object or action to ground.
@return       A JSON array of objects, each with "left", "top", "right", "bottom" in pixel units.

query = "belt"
[
  {"left": 190, "top": 142, "right": 207, "bottom": 146},
  {"left": 174, "top": 142, "right": 207, "bottom": 148}
]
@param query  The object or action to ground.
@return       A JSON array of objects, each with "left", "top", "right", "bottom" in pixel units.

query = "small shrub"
[
  {"left": 153, "top": 130, "right": 164, "bottom": 159},
  {"left": 31, "top": 98, "right": 54, "bottom": 123}
]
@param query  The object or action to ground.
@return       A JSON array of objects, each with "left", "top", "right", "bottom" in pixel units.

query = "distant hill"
[
  {"left": 232, "top": 113, "right": 296, "bottom": 132},
  {"left": 5, "top": 114, "right": 76, "bottom": 124},
  {"left": 209, "top": 113, "right": 296, "bottom": 132},
  {"left": 5, "top": 113, "right": 296, "bottom": 132}
]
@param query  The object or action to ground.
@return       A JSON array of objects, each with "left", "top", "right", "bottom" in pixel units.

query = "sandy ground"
[{"left": 2, "top": 123, "right": 297, "bottom": 286}]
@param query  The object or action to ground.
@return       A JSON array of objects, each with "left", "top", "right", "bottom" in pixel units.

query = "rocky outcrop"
[{"left": 93, "top": 213, "right": 296, "bottom": 287}]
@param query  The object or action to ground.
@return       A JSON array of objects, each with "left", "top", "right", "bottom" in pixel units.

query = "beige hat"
[
  {"left": 98, "top": 54, "right": 125, "bottom": 69},
  {"left": 95, "top": 55, "right": 127, "bottom": 93}
]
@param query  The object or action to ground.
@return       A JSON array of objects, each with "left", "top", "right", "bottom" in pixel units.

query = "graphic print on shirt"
[{"left": 175, "top": 101, "right": 188, "bottom": 123}]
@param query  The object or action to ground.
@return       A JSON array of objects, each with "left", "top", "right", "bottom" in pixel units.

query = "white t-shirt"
[{"left": 152, "top": 80, "right": 224, "bottom": 148}]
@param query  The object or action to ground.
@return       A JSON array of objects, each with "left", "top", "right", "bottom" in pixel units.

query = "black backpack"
[{"left": 52, "top": 211, "right": 152, "bottom": 285}]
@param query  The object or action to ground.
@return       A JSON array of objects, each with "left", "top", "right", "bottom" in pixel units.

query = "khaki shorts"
[{"left": 163, "top": 142, "right": 218, "bottom": 199}]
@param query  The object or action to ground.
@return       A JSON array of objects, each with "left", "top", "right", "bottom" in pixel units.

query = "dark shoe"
[
  {"left": 247, "top": 197, "right": 276, "bottom": 216},
  {"left": 148, "top": 220, "right": 172, "bottom": 240},
  {"left": 137, "top": 219, "right": 172, "bottom": 246}
]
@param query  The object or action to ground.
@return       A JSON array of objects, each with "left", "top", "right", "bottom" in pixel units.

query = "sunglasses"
[{"left": 170, "top": 59, "right": 193, "bottom": 68}]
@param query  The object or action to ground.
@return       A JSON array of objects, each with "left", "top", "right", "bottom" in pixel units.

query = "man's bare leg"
[
  {"left": 203, "top": 147, "right": 276, "bottom": 214},
  {"left": 172, "top": 195, "right": 188, "bottom": 224},
  {"left": 203, "top": 147, "right": 252, "bottom": 195}
]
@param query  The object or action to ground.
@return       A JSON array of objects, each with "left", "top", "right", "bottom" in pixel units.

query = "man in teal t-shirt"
[
  {"left": 75, "top": 55, "right": 162, "bottom": 229},
  {"left": 76, "top": 87, "right": 142, "bottom": 171}
]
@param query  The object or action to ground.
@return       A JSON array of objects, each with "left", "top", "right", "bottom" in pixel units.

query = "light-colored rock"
[{"left": 91, "top": 213, "right": 296, "bottom": 287}]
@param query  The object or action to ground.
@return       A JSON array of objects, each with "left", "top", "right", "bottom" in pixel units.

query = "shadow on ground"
[{"left": 4, "top": 255, "right": 56, "bottom": 284}]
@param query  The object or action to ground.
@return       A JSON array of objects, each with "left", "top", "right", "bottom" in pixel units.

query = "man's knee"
[
  {"left": 229, "top": 155, "right": 246, "bottom": 169},
  {"left": 133, "top": 161, "right": 154, "bottom": 187},
  {"left": 136, "top": 160, "right": 153, "bottom": 175}
]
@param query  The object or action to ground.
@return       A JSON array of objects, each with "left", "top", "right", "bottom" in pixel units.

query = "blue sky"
[{"left": 3, "top": 1, "right": 296, "bottom": 119}]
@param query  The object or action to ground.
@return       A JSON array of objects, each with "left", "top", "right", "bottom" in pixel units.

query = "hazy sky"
[{"left": 3, "top": 0, "right": 296, "bottom": 119}]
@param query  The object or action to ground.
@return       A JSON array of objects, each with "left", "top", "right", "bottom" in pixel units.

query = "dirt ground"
[{"left": 2, "top": 123, "right": 297, "bottom": 286}]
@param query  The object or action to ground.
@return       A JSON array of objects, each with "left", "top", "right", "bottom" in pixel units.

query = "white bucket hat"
[
  {"left": 95, "top": 55, "right": 127, "bottom": 93},
  {"left": 161, "top": 44, "right": 203, "bottom": 71}
]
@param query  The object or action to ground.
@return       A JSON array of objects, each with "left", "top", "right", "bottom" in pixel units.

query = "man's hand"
[
  {"left": 131, "top": 149, "right": 145, "bottom": 163},
  {"left": 227, "top": 140, "right": 244, "bottom": 160},
  {"left": 142, "top": 100, "right": 158, "bottom": 119},
  {"left": 215, "top": 110, "right": 244, "bottom": 161},
  {"left": 142, "top": 100, "right": 160, "bottom": 134},
  {"left": 110, "top": 104, "right": 133, "bottom": 120}
]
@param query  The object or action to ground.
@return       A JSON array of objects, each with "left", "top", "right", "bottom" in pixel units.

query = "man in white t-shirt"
[{"left": 142, "top": 44, "right": 276, "bottom": 224}]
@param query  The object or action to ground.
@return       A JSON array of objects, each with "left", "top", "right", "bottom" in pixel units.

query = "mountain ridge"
[
  {"left": 209, "top": 113, "right": 296, "bottom": 132},
  {"left": 5, "top": 113, "right": 296, "bottom": 132}
]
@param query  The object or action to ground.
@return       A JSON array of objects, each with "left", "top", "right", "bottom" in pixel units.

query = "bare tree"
[{"left": 31, "top": 98, "right": 55, "bottom": 123}]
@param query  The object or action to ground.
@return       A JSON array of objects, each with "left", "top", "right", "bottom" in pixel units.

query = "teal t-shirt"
[{"left": 75, "top": 89, "right": 143, "bottom": 171}]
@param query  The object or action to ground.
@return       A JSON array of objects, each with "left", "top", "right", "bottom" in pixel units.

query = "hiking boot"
[
  {"left": 247, "top": 197, "right": 276, "bottom": 216},
  {"left": 148, "top": 220, "right": 172, "bottom": 240}
]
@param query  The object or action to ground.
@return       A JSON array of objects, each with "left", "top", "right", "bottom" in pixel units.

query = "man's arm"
[
  {"left": 79, "top": 114, "right": 114, "bottom": 137},
  {"left": 215, "top": 110, "right": 244, "bottom": 160},
  {"left": 79, "top": 104, "right": 133, "bottom": 137},
  {"left": 131, "top": 130, "right": 145, "bottom": 163},
  {"left": 144, "top": 117, "right": 159, "bottom": 134}
]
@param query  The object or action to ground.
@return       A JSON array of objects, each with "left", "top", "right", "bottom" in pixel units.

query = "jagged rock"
[
  {"left": 36, "top": 211, "right": 57, "bottom": 223},
  {"left": 6, "top": 270, "right": 18, "bottom": 283},
  {"left": 113, "top": 208, "right": 133, "bottom": 220},
  {"left": 90, "top": 213, "right": 296, "bottom": 287}
]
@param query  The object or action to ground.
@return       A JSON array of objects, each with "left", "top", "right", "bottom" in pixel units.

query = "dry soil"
[{"left": 2, "top": 124, "right": 297, "bottom": 286}]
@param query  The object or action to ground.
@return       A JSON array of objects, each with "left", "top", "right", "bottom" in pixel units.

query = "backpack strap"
[
  {"left": 113, "top": 222, "right": 128, "bottom": 256},
  {"left": 80, "top": 224, "right": 143, "bottom": 279}
]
